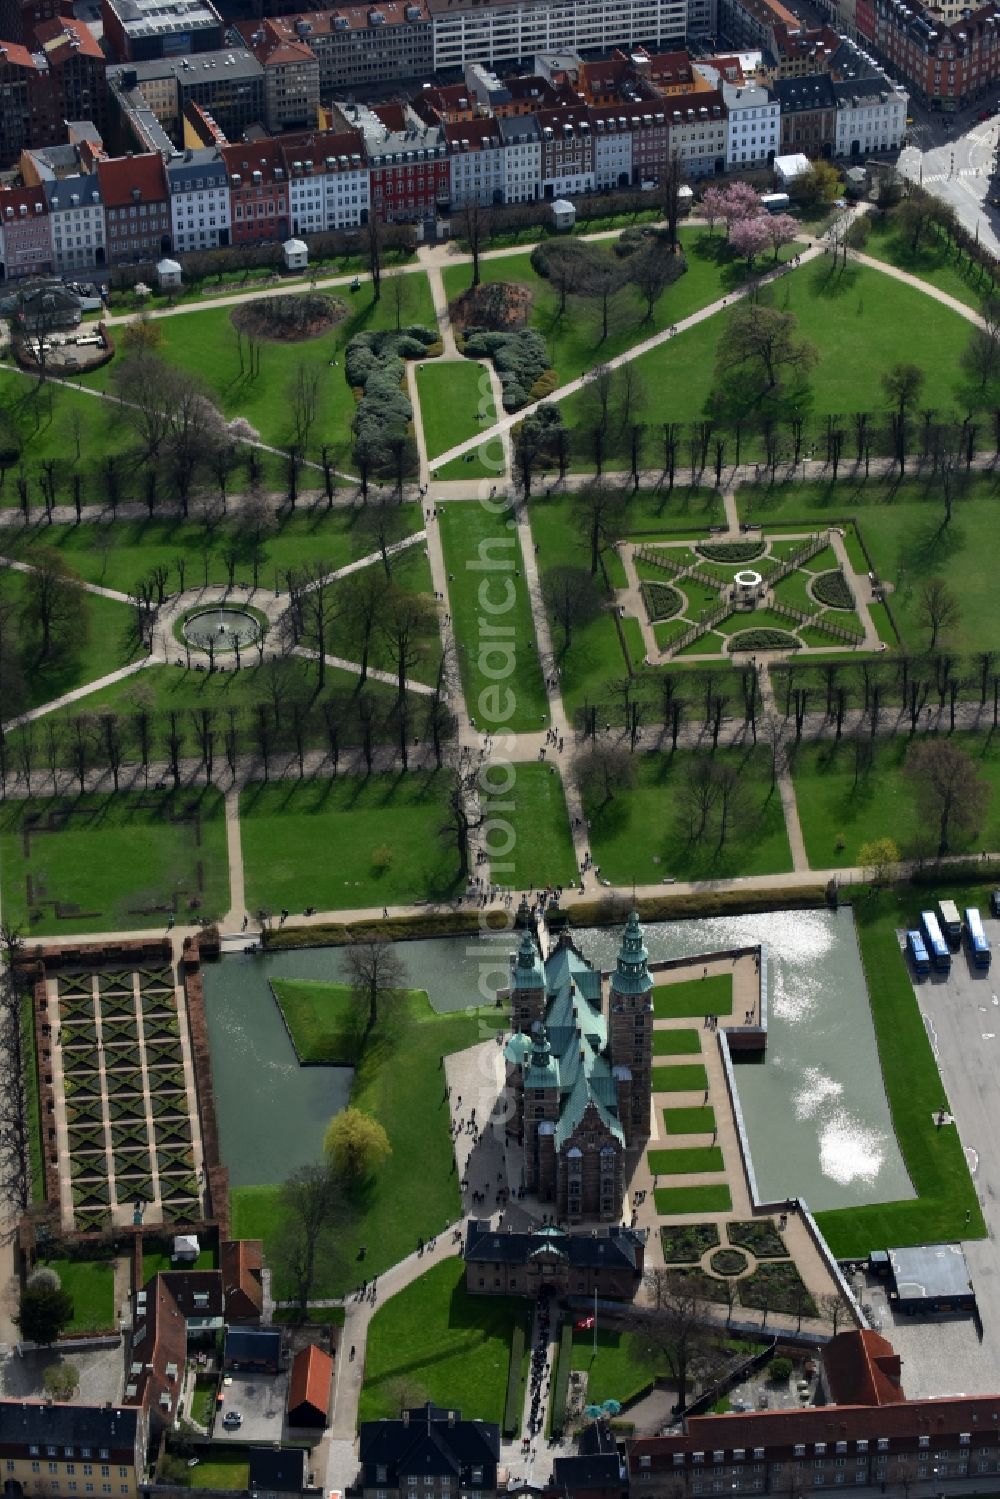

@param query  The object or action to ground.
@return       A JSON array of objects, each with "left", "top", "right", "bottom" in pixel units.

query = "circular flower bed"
[
  {"left": 697, "top": 540, "right": 765, "bottom": 563},
  {"left": 728, "top": 629, "right": 801, "bottom": 652},
  {"left": 709, "top": 1248, "right": 749, "bottom": 1277},
  {"left": 811, "top": 569, "right": 854, "bottom": 609}
]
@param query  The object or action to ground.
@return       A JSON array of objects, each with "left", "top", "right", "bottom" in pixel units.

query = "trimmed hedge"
[
  {"left": 347, "top": 324, "right": 437, "bottom": 467},
  {"left": 503, "top": 1321, "right": 526, "bottom": 1438},
  {"left": 463, "top": 327, "right": 550, "bottom": 410},
  {"left": 642, "top": 580, "right": 683, "bottom": 622},
  {"left": 728, "top": 629, "right": 801, "bottom": 652},
  {"left": 811, "top": 569, "right": 854, "bottom": 609},
  {"left": 549, "top": 1320, "right": 574, "bottom": 1436},
  {"left": 696, "top": 540, "right": 766, "bottom": 563}
]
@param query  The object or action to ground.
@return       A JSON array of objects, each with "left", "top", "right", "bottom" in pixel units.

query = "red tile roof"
[
  {"left": 34, "top": 16, "right": 103, "bottom": 61},
  {"left": 220, "top": 1239, "right": 264, "bottom": 1322},
  {"left": 96, "top": 152, "right": 167, "bottom": 206},
  {"left": 0, "top": 40, "right": 39, "bottom": 69},
  {"left": 824, "top": 1329, "right": 905, "bottom": 1408},
  {"left": 287, "top": 1344, "right": 333, "bottom": 1420}
]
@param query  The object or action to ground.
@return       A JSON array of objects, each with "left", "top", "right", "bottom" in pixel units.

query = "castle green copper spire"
[
  {"left": 512, "top": 925, "right": 544, "bottom": 990},
  {"left": 611, "top": 907, "right": 653, "bottom": 997}
]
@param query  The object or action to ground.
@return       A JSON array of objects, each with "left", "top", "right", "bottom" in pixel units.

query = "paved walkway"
[{"left": 759, "top": 667, "right": 808, "bottom": 873}]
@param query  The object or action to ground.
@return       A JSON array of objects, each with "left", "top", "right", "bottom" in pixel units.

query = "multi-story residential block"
[
  {"left": 0, "top": 1403, "right": 147, "bottom": 1499},
  {"left": 221, "top": 138, "right": 291, "bottom": 244},
  {"left": 167, "top": 145, "right": 231, "bottom": 251},
  {"left": 833, "top": 73, "right": 907, "bottom": 152},
  {"left": 0, "top": 184, "right": 53, "bottom": 278},
  {"left": 498, "top": 112, "right": 541, "bottom": 201},
  {"left": 107, "top": 49, "right": 265, "bottom": 145},
  {"left": 236, "top": 19, "right": 318, "bottom": 130},
  {"left": 0, "top": 17, "right": 105, "bottom": 168},
  {"left": 45, "top": 172, "right": 105, "bottom": 270},
  {"left": 857, "top": 0, "right": 999, "bottom": 111},
  {"left": 628, "top": 1329, "right": 1000, "bottom": 1499},
  {"left": 101, "top": 0, "right": 223, "bottom": 60},
  {"left": 665, "top": 86, "right": 726, "bottom": 174},
  {"left": 427, "top": 0, "right": 690, "bottom": 78},
  {"left": 774, "top": 71, "right": 838, "bottom": 153},
  {"left": 281, "top": 128, "right": 369, "bottom": 230},
  {"left": 590, "top": 104, "right": 636, "bottom": 189},
  {"left": 0, "top": 0, "right": 61, "bottom": 46},
  {"left": 445, "top": 117, "right": 505, "bottom": 206},
  {"left": 260, "top": 3, "right": 432, "bottom": 96},
  {"left": 718, "top": 76, "right": 779, "bottom": 164},
  {"left": 97, "top": 151, "right": 171, "bottom": 262},
  {"left": 718, "top": 0, "right": 799, "bottom": 52},
  {"left": 538, "top": 104, "right": 595, "bottom": 198},
  {"left": 362, "top": 112, "right": 449, "bottom": 222}
]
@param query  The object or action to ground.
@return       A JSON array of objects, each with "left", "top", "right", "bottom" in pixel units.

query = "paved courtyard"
[{"left": 215, "top": 1369, "right": 289, "bottom": 1444}]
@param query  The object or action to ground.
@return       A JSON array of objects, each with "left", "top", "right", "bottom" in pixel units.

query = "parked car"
[
  {"left": 990, "top": 889, "right": 1000, "bottom": 917},
  {"left": 221, "top": 1412, "right": 243, "bottom": 1430}
]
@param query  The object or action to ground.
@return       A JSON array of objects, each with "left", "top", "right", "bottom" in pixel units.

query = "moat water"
[{"left": 203, "top": 906, "right": 913, "bottom": 1209}]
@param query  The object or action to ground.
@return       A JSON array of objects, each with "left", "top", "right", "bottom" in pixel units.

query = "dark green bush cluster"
[
  {"left": 642, "top": 581, "right": 683, "bottom": 621},
  {"left": 728, "top": 629, "right": 801, "bottom": 652},
  {"left": 697, "top": 540, "right": 766, "bottom": 563},
  {"left": 463, "top": 327, "right": 549, "bottom": 410},
  {"left": 811, "top": 569, "right": 854, "bottom": 609},
  {"left": 347, "top": 325, "right": 437, "bottom": 452}
]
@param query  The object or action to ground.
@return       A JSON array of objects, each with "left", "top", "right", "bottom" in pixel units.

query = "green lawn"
[
  {"left": 189, "top": 1376, "right": 218, "bottom": 1427},
  {"left": 442, "top": 227, "right": 792, "bottom": 391},
  {"left": 270, "top": 978, "right": 362, "bottom": 1063},
  {"left": 419, "top": 361, "right": 501, "bottom": 479},
  {"left": 654, "top": 1184, "right": 732, "bottom": 1214},
  {"left": 437, "top": 501, "right": 548, "bottom": 731},
  {"left": 0, "top": 790, "right": 229, "bottom": 935},
  {"left": 80, "top": 278, "right": 437, "bottom": 458},
  {"left": 0, "top": 506, "right": 423, "bottom": 597},
  {"left": 231, "top": 991, "right": 504, "bottom": 1295},
  {"left": 815, "top": 888, "right": 986, "bottom": 1255},
  {"left": 654, "top": 974, "right": 733, "bottom": 1019},
  {"left": 185, "top": 1453, "right": 250, "bottom": 1491},
  {"left": 490, "top": 763, "right": 578, "bottom": 890},
  {"left": 37, "top": 1256, "right": 115, "bottom": 1334},
  {"left": 360, "top": 1259, "right": 529, "bottom": 1426},
  {"left": 570, "top": 1324, "right": 667, "bottom": 1406},
  {"left": 652, "top": 1063, "right": 709, "bottom": 1092},
  {"left": 791, "top": 734, "right": 1000, "bottom": 867},
  {"left": 240, "top": 773, "right": 464, "bottom": 914},
  {"left": 652, "top": 1028, "right": 702, "bottom": 1055},
  {"left": 861, "top": 214, "right": 992, "bottom": 311},
  {"left": 142, "top": 1247, "right": 217, "bottom": 1276},
  {"left": 0, "top": 370, "right": 139, "bottom": 507},
  {"left": 560, "top": 258, "right": 974, "bottom": 456},
  {"left": 663, "top": 1106, "right": 716, "bottom": 1134},
  {"left": 4, "top": 657, "right": 410, "bottom": 772},
  {"left": 583, "top": 749, "right": 792, "bottom": 884},
  {"left": 0, "top": 568, "right": 141, "bottom": 715},
  {"left": 648, "top": 1147, "right": 724, "bottom": 1174}
]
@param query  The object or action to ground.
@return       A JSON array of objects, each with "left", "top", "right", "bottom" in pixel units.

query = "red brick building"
[
  {"left": 221, "top": 139, "right": 290, "bottom": 245},
  {"left": 96, "top": 152, "right": 171, "bottom": 263}
]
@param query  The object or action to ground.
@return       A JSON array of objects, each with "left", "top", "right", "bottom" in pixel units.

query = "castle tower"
[
  {"left": 509, "top": 924, "right": 546, "bottom": 1033},
  {"left": 522, "top": 1024, "right": 560, "bottom": 1199},
  {"left": 608, "top": 907, "right": 654, "bottom": 1145}
]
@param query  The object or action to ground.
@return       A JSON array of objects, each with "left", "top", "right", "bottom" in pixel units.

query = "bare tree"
[
  {"left": 274, "top": 1162, "right": 345, "bottom": 1320},
  {"left": 343, "top": 938, "right": 407, "bottom": 1039},
  {"left": 439, "top": 762, "right": 484, "bottom": 881},
  {"left": 906, "top": 738, "right": 990, "bottom": 856},
  {"left": 629, "top": 1268, "right": 714, "bottom": 1413},
  {"left": 572, "top": 737, "right": 636, "bottom": 808},
  {"left": 287, "top": 361, "right": 322, "bottom": 453},
  {"left": 917, "top": 576, "right": 960, "bottom": 650},
  {"left": 541, "top": 565, "right": 603, "bottom": 655}
]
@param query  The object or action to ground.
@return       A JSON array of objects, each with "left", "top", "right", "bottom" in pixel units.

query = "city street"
[{"left": 899, "top": 100, "right": 1000, "bottom": 253}]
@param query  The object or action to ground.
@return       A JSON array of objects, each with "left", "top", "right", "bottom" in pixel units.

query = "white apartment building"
[
  {"left": 427, "top": 0, "right": 688, "bottom": 74},
  {"left": 499, "top": 114, "right": 541, "bottom": 202},
  {"left": 592, "top": 111, "right": 634, "bottom": 191},
  {"left": 833, "top": 78, "right": 908, "bottom": 155},
  {"left": 167, "top": 148, "right": 231, "bottom": 252},
  {"left": 446, "top": 119, "right": 506, "bottom": 206},
  {"left": 721, "top": 78, "right": 779, "bottom": 166},
  {"left": 44, "top": 176, "right": 105, "bottom": 272}
]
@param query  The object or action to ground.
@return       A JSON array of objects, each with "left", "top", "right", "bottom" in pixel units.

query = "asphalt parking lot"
[
  {"left": 886, "top": 915, "right": 1000, "bottom": 1394},
  {"left": 214, "top": 1370, "right": 289, "bottom": 1443}
]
